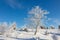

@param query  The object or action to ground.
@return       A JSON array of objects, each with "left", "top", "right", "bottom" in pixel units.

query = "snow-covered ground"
[{"left": 0, "top": 29, "right": 60, "bottom": 40}]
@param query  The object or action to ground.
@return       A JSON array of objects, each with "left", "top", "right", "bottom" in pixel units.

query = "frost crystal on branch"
[{"left": 29, "top": 6, "right": 49, "bottom": 19}]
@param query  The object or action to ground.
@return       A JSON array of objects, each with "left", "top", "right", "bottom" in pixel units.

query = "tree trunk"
[
  {"left": 34, "top": 26, "right": 38, "bottom": 35},
  {"left": 34, "top": 21, "right": 40, "bottom": 35}
]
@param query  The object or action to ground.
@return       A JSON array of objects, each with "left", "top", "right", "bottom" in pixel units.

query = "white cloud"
[
  {"left": 54, "top": 19, "right": 60, "bottom": 25},
  {"left": 5, "top": 0, "right": 22, "bottom": 9},
  {"left": 47, "top": 18, "right": 52, "bottom": 21}
]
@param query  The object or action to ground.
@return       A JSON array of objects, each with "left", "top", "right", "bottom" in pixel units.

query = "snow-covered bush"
[
  {"left": 50, "top": 26, "right": 55, "bottom": 29},
  {"left": 58, "top": 25, "right": 60, "bottom": 29},
  {"left": 23, "top": 28, "right": 28, "bottom": 32}
]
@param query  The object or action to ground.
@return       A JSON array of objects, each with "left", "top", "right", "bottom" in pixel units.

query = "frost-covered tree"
[
  {"left": 26, "top": 6, "right": 49, "bottom": 35},
  {"left": 4, "top": 22, "right": 17, "bottom": 37},
  {"left": 0, "top": 22, "right": 8, "bottom": 35},
  {"left": 9, "top": 22, "right": 16, "bottom": 33}
]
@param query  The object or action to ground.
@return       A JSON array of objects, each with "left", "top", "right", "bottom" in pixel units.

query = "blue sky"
[{"left": 0, "top": 0, "right": 60, "bottom": 28}]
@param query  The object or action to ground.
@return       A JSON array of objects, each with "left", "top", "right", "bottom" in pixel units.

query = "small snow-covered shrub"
[
  {"left": 44, "top": 30, "right": 49, "bottom": 35},
  {"left": 50, "top": 26, "right": 55, "bottom": 29},
  {"left": 19, "top": 28, "right": 28, "bottom": 32},
  {"left": 23, "top": 28, "right": 28, "bottom": 32}
]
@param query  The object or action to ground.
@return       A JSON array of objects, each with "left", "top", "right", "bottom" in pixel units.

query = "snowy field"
[{"left": 0, "top": 29, "right": 60, "bottom": 40}]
